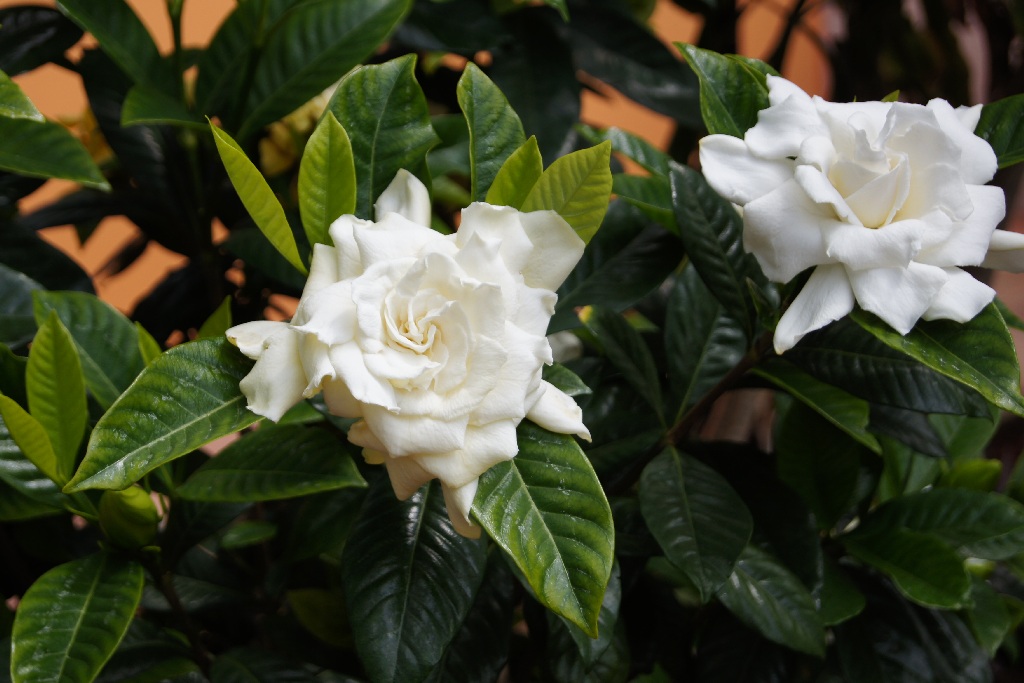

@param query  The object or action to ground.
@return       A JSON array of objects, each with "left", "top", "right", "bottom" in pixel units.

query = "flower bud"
[{"left": 99, "top": 487, "right": 160, "bottom": 550}]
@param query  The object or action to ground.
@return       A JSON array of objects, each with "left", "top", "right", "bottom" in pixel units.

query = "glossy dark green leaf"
[
  {"left": 0, "top": 477, "right": 61, "bottom": 521},
  {"left": 342, "top": 478, "right": 486, "bottom": 683},
  {"left": 522, "top": 141, "right": 611, "bottom": 244},
  {"left": 582, "top": 306, "right": 662, "bottom": 418},
  {"left": 665, "top": 265, "right": 747, "bottom": 417},
  {"left": 577, "top": 125, "right": 671, "bottom": 177},
  {"left": 298, "top": 111, "right": 356, "bottom": 249},
  {"left": 843, "top": 529, "right": 970, "bottom": 608},
  {"left": 179, "top": 423, "right": 366, "bottom": 502},
  {"left": 236, "top": 0, "right": 411, "bottom": 140},
  {"left": 542, "top": 363, "right": 591, "bottom": 398},
  {"left": 820, "top": 559, "right": 865, "bottom": 626},
  {"left": 473, "top": 421, "right": 614, "bottom": 636},
  {"left": 327, "top": 54, "right": 439, "bottom": 219},
  {"left": 869, "top": 405, "right": 946, "bottom": 459},
  {"left": 0, "top": 6, "right": 82, "bottom": 76},
  {"left": 0, "top": 70, "right": 43, "bottom": 121},
  {"left": 976, "top": 93, "right": 1024, "bottom": 168},
  {"left": 120, "top": 86, "right": 205, "bottom": 130},
  {"left": 25, "top": 311, "right": 86, "bottom": 484},
  {"left": 550, "top": 561, "right": 622, "bottom": 673},
  {"left": 774, "top": 401, "right": 869, "bottom": 530},
  {"left": 211, "top": 123, "right": 307, "bottom": 274},
  {"left": 611, "top": 174, "right": 673, "bottom": 230},
  {"left": 33, "top": 290, "right": 144, "bottom": 411},
  {"left": 716, "top": 545, "right": 825, "bottom": 657},
  {"left": 669, "top": 160, "right": 764, "bottom": 335},
  {"left": 485, "top": 136, "right": 543, "bottom": 209},
  {"left": 966, "top": 577, "right": 1011, "bottom": 657},
  {"left": 0, "top": 223, "right": 93, "bottom": 293},
  {"left": 551, "top": 202, "right": 683, "bottom": 332},
  {"left": 677, "top": 43, "right": 769, "bottom": 138},
  {"left": 209, "top": 648, "right": 317, "bottom": 683},
  {"left": 11, "top": 553, "right": 144, "bottom": 683},
  {"left": 0, "top": 116, "right": 109, "bottom": 189},
  {"left": 695, "top": 611, "right": 792, "bottom": 683},
  {"left": 853, "top": 305, "right": 1024, "bottom": 418},
  {"left": 0, "top": 263, "right": 40, "bottom": 349},
  {"left": 457, "top": 62, "right": 525, "bottom": 202},
  {"left": 64, "top": 338, "right": 259, "bottom": 492},
  {"left": 639, "top": 447, "right": 752, "bottom": 602},
  {"left": 94, "top": 620, "right": 200, "bottom": 683}
]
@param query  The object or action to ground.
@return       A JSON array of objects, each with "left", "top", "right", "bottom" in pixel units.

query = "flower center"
[{"left": 384, "top": 289, "right": 447, "bottom": 354}]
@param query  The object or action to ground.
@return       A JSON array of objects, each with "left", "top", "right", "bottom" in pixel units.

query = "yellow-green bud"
[{"left": 99, "top": 487, "right": 160, "bottom": 550}]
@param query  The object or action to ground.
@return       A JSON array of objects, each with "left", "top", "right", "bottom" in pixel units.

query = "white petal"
[
  {"left": 922, "top": 268, "right": 994, "bottom": 322},
  {"left": 374, "top": 168, "right": 432, "bottom": 226},
  {"left": 773, "top": 264, "right": 855, "bottom": 353},
  {"left": 298, "top": 332, "right": 333, "bottom": 396},
  {"left": 742, "top": 178, "right": 833, "bottom": 282},
  {"left": 848, "top": 262, "right": 948, "bottom": 334},
  {"left": 518, "top": 209, "right": 586, "bottom": 291},
  {"left": 361, "top": 404, "right": 469, "bottom": 457},
  {"left": 926, "top": 99, "right": 998, "bottom": 185},
  {"left": 473, "top": 323, "right": 550, "bottom": 424},
  {"left": 328, "top": 342, "right": 398, "bottom": 410},
  {"left": 353, "top": 212, "right": 442, "bottom": 267},
  {"left": 747, "top": 83, "right": 828, "bottom": 159},
  {"left": 441, "top": 480, "right": 481, "bottom": 539},
  {"left": 982, "top": 230, "right": 1024, "bottom": 273},
  {"left": 300, "top": 243, "right": 340, "bottom": 301},
  {"left": 226, "top": 320, "right": 289, "bottom": 359},
  {"left": 794, "top": 165, "right": 860, "bottom": 225},
  {"left": 328, "top": 214, "right": 370, "bottom": 279},
  {"left": 525, "top": 380, "right": 590, "bottom": 441},
  {"left": 238, "top": 327, "right": 307, "bottom": 421},
  {"left": 348, "top": 419, "right": 387, "bottom": 452},
  {"left": 698, "top": 134, "right": 794, "bottom": 206},
  {"left": 513, "top": 285, "right": 557, "bottom": 339},
  {"left": 821, "top": 219, "right": 926, "bottom": 271},
  {"left": 415, "top": 420, "right": 519, "bottom": 487},
  {"left": 916, "top": 185, "right": 1005, "bottom": 268},
  {"left": 457, "top": 203, "right": 534, "bottom": 276},
  {"left": 292, "top": 280, "right": 357, "bottom": 346}
]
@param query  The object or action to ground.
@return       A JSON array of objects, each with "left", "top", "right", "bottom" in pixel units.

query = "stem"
[{"left": 143, "top": 556, "right": 213, "bottom": 675}]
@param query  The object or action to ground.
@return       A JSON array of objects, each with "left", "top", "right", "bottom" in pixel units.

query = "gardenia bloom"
[
  {"left": 699, "top": 76, "right": 1012, "bottom": 353},
  {"left": 227, "top": 170, "right": 590, "bottom": 537}
]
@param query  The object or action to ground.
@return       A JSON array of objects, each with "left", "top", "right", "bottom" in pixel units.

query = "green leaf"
[
  {"left": 178, "top": 423, "right": 366, "bottom": 502},
  {"left": 55, "top": 0, "right": 171, "bottom": 90},
  {"left": 298, "top": 111, "right": 356, "bottom": 249},
  {"left": 326, "top": 54, "right": 439, "bottom": 219},
  {"left": 33, "top": 290, "right": 145, "bottom": 411},
  {"left": 676, "top": 43, "right": 770, "bottom": 138},
  {"left": 669, "top": 161, "right": 764, "bottom": 335},
  {"left": 715, "top": 545, "right": 826, "bottom": 657},
  {"left": 0, "top": 392, "right": 61, "bottom": 489},
  {"left": 855, "top": 488, "right": 1024, "bottom": 560},
  {"left": 0, "top": 414, "right": 64, "bottom": 513},
  {"left": 853, "top": 304, "right": 1024, "bottom": 417},
  {"left": 756, "top": 358, "right": 881, "bottom": 453},
  {"left": 610, "top": 174, "right": 674, "bottom": 230},
  {"left": 210, "top": 123, "right": 307, "bottom": 275},
  {"left": 937, "top": 459, "right": 1002, "bottom": 491},
  {"left": 0, "top": 6, "right": 83, "bottom": 76},
  {"left": 542, "top": 363, "right": 591, "bottom": 398},
  {"left": 196, "top": 296, "right": 232, "bottom": 340},
  {"left": 0, "top": 116, "right": 109, "bottom": 190},
  {"left": 64, "top": 338, "right": 259, "bottom": 492},
  {"left": 0, "top": 70, "right": 43, "bottom": 121},
  {"left": 639, "top": 447, "right": 752, "bottom": 602},
  {"left": 342, "top": 478, "right": 486, "bottom": 683},
  {"left": 521, "top": 140, "right": 612, "bottom": 244},
  {"left": 120, "top": 85, "right": 206, "bottom": 130},
  {"left": 0, "top": 263, "right": 41, "bottom": 349},
  {"left": 220, "top": 520, "right": 276, "bottom": 550},
  {"left": 0, "top": 478, "right": 61, "bottom": 521},
  {"left": 819, "top": 559, "right": 865, "bottom": 626},
  {"left": 577, "top": 125, "right": 671, "bottom": 177},
  {"left": 665, "top": 265, "right": 747, "bottom": 416},
  {"left": 25, "top": 311, "right": 86, "bottom": 484},
  {"left": 976, "top": 93, "right": 1024, "bottom": 168},
  {"left": 10, "top": 553, "right": 144, "bottom": 683},
  {"left": 95, "top": 620, "right": 200, "bottom": 683},
  {"left": 843, "top": 529, "right": 970, "bottom": 608},
  {"left": 208, "top": 648, "right": 318, "bottom": 683},
  {"left": 236, "top": 0, "right": 411, "bottom": 141},
  {"left": 135, "top": 323, "right": 161, "bottom": 366},
  {"left": 473, "top": 421, "right": 614, "bottom": 636},
  {"left": 485, "top": 136, "right": 544, "bottom": 208},
  {"left": 965, "top": 577, "right": 1011, "bottom": 657},
  {"left": 542, "top": 0, "right": 569, "bottom": 20},
  {"left": 457, "top": 62, "right": 526, "bottom": 202},
  {"left": 549, "top": 561, "right": 622, "bottom": 671},
  {"left": 582, "top": 306, "right": 663, "bottom": 418}
]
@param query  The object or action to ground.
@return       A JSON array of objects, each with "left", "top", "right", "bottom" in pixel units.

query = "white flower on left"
[
  {"left": 227, "top": 170, "right": 590, "bottom": 537},
  {"left": 699, "top": 76, "right": 1017, "bottom": 353}
]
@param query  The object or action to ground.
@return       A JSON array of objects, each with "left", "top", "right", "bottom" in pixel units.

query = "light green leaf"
[
  {"left": 26, "top": 311, "right": 86, "bottom": 484},
  {"left": 220, "top": 520, "right": 276, "bottom": 550},
  {"left": 639, "top": 447, "right": 752, "bottom": 602},
  {"left": 852, "top": 304, "right": 1024, "bottom": 418},
  {"left": 236, "top": 0, "right": 411, "bottom": 140},
  {"left": 0, "top": 396, "right": 60, "bottom": 489},
  {"left": 457, "top": 62, "right": 526, "bottom": 202},
  {"left": 33, "top": 290, "right": 144, "bottom": 411},
  {"left": 327, "top": 54, "right": 439, "bottom": 219},
  {"left": 581, "top": 306, "right": 662, "bottom": 418},
  {"left": 473, "top": 421, "right": 614, "bottom": 636},
  {"left": 11, "top": 553, "right": 144, "bottom": 683},
  {"left": 676, "top": 43, "right": 769, "bottom": 138},
  {"left": 485, "top": 136, "right": 543, "bottom": 208},
  {"left": 715, "top": 545, "right": 826, "bottom": 657},
  {"left": 210, "top": 123, "right": 307, "bottom": 275},
  {"left": 843, "top": 529, "right": 970, "bottom": 608},
  {"left": 0, "top": 69, "right": 43, "bottom": 121},
  {"left": 135, "top": 323, "right": 161, "bottom": 366},
  {"left": 178, "top": 423, "right": 366, "bottom": 502},
  {"left": 521, "top": 141, "right": 612, "bottom": 244},
  {"left": 298, "top": 111, "right": 356, "bottom": 249},
  {"left": 121, "top": 85, "right": 205, "bottom": 130},
  {"left": 0, "top": 116, "right": 109, "bottom": 189},
  {"left": 196, "top": 296, "right": 232, "bottom": 340},
  {"left": 64, "top": 338, "right": 259, "bottom": 493},
  {"left": 0, "top": 413, "right": 64, "bottom": 512},
  {"left": 976, "top": 93, "right": 1024, "bottom": 168},
  {"left": 343, "top": 478, "right": 486, "bottom": 683}
]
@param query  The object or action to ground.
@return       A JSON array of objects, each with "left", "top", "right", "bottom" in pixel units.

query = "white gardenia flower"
[
  {"left": 699, "top": 76, "right": 1013, "bottom": 353},
  {"left": 227, "top": 170, "right": 590, "bottom": 537}
]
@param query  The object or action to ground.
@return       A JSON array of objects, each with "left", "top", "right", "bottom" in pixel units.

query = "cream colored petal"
[
  {"left": 354, "top": 212, "right": 442, "bottom": 266},
  {"left": 821, "top": 219, "right": 926, "bottom": 271},
  {"left": 382, "top": 454, "right": 433, "bottom": 500},
  {"left": 414, "top": 420, "right": 519, "bottom": 488},
  {"left": 328, "top": 214, "right": 371, "bottom": 279},
  {"left": 226, "top": 320, "right": 289, "bottom": 359},
  {"left": 322, "top": 377, "right": 362, "bottom": 417},
  {"left": 916, "top": 186, "right": 1005, "bottom": 268},
  {"left": 328, "top": 342, "right": 398, "bottom": 410},
  {"left": 742, "top": 178, "right": 833, "bottom": 283},
  {"left": 922, "top": 268, "right": 994, "bottom": 322},
  {"left": 238, "top": 327, "right": 307, "bottom": 422},
  {"left": 518, "top": 209, "right": 587, "bottom": 291},
  {"left": 362, "top": 404, "right": 469, "bottom": 457},
  {"left": 441, "top": 479, "right": 481, "bottom": 539},
  {"left": 848, "top": 261, "right": 948, "bottom": 334},
  {"left": 525, "top": 380, "right": 590, "bottom": 441},
  {"left": 774, "top": 264, "right": 855, "bottom": 353},
  {"left": 292, "top": 281, "right": 357, "bottom": 346},
  {"left": 374, "top": 168, "right": 432, "bottom": 227},
  {"left": 699, "top": 134, "right": 794, "bottom": 206},
  {"left": 982, "top": 230, "right": 1024, "bottom": 273}
]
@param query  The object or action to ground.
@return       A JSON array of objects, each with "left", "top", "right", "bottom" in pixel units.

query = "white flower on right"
[{"left": 699, "top": 76, "right": 1009, "bottom": 353}]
